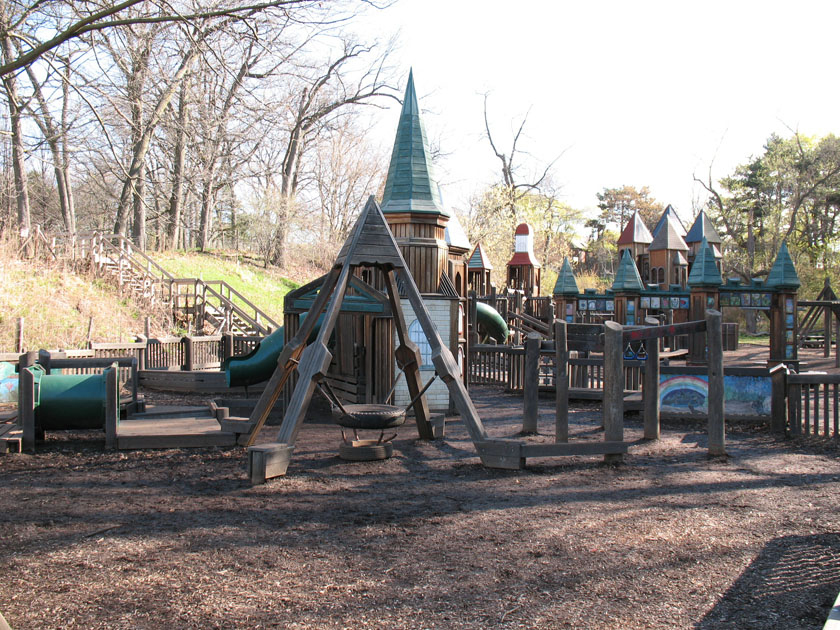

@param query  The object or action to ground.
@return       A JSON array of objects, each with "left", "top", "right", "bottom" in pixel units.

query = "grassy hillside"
[
  {"left": 0, "top": 243, "right": 305, "bottom": 353},
  {"left": 150, "top": 250, "right": 301, "bottom": 321}
]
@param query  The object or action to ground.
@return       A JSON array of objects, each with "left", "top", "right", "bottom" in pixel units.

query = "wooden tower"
[
  {"left": 380, "top": 70, "right": 468, "bottom": 405},
  {"left": 506, "top": 223, "right": 542, "bottom": 296},
  {"left": 685, "top": 210, "right": 722, "bottom": 272},
  {"left": 552, "top": 257, "right": 580, "bottom": 323},
  {"left": 467, "top": 242, "right": 493, "bottom": 296},
  {"left": 648, "top": 214, "right": 689, "bottom": 288},
  {"left": 687, "top": 237, "right": 722, "bottom": 363},
  {"left": 380, "top": 69, "right": 451, "bottom": 294},
  {"left": 617, "top": 211, "right": 653, "bottom": 282},
  {"left": 766, "top": 242, "right": 800, "bottom": 366}
]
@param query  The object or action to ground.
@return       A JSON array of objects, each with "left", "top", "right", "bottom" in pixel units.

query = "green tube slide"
[
  {"left": 27, "top": 365, "right": 109, "bottom": 430},
  {"left": 223, "top": 313, "right": 324, "bottom": 388},
  {"left": 476, "top": 301, "right": 509, "bottom": 343}
]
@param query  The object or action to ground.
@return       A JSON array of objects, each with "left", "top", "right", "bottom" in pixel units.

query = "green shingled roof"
[
  {"left": 611, "top": 249, "right": 644, "bottom": 292},
  {"left": 381, "top": 70, "right": 449, "bottom": 217},
  {"left": 766, "top": 241, "right": 801, "bottom": 290},
  {"left": 553, "top": 257, "right": 579, "bottom": 296},
  {"left": 687, "top": 237, "right": 723, "bottom": 287}
]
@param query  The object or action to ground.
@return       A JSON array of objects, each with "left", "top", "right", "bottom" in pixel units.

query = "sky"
[{"left": 360, "top": 0, "right": 840, "bottom": 230}]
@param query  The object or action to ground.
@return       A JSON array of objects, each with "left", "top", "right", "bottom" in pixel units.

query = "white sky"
[{"left": 361, "top": 0, "right": 840, "bottom": 229}]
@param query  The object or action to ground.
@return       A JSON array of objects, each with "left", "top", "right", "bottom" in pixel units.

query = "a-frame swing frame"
[{"left": 245, "top": 197, "right": 494, "bottom": 483}]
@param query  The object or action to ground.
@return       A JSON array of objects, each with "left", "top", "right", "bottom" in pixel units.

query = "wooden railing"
[
  {"left": 171, "top": 279, "right": 280, "bottom": 335},
  {"left": 468, "top": 342, "right": 643, "bottom": 395},
  {"left": 785, "top": 372, "right": 840, "bottom": 438},
  {"left": 3, "top": 334, "right": 266, "bottom": 374}
]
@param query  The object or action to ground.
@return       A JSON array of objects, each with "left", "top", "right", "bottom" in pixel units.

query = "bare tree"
[{"left": 483, "top": 94, "right": 559, "bottom": 218}]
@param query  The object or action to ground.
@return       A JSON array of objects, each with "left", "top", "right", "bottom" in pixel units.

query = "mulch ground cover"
[{"left": 1, "top": 345, "right": 839, "bottom": 629}]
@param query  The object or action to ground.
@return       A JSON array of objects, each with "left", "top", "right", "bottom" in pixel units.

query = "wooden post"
[
  {"left": 182, "top": 335, "right": 193, "bottom": 371},
  {"left": 706, "top": 309, "right": 726, "bottom": 455},
  {"left": 554, "top": 320, "right": 569, "bottom": 443},
  {"left": 15, "top": 317, "right": 24, "bottom": 353},
  {"left": 468, "top": 291, "right": 478, "bottom": 345},
  {"left": 522, "top": 332, "right": 541, "bottom": 434},
  {"left": 105, "top": 363, "right": 119, "bottom": 449},
  {"left": 223, "top": 332, "right": 234, "bottom": 361},
  {"left": 835, "top": 314, "right": 840, "bottom": 369},
  {"left": 825, "top": 304, "right": 831, "bottom": 358},
  {"left": 38, "top": 349, "right": 52, "bottom": 374},
  {"left": 643, "top": 323, "right": 660, "bottom": 440},
  {"left": 603, "top": 321, "right": 624, "bottom": 463},
  {"left": 769, "top": 363, "right": 787, "bottom": 434},
  {"left": 87, "top": 316, "right": 95, "bottom": 347},
  {"left": 19, "top": 364, "right": 36, "bottom": 452}
]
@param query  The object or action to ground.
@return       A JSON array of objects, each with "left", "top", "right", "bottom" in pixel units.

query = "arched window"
[
  {"left": 408, "top": 319, "right": 432, "bottom": 367},
  {"left": 658, "top": 267, "right": 665, "bottom": 284}
]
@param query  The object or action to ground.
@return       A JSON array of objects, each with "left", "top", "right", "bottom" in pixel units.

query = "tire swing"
[{"left": 315, "top": 371, "right": 438, "bottom": 462}]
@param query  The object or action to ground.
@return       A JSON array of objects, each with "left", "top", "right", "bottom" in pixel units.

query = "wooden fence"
[
  {"left": 1, "top": 333, "right": 264, "bottom": 373},
  {"left": 468, "top": 343, "right": 643, "bottom": 396},
  {"left": 784, "top": 372, "right": 840, "bottom": 438}
]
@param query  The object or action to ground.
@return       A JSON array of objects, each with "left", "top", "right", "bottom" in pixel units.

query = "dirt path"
[{"left": 2, "top": 380, "right": 840, "bottom": 629}]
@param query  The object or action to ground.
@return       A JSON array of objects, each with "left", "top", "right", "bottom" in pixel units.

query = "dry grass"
[
  {"left": 0, "top": 236, "right": 310, "bottom": 353},
  {"left": 0, "top": 245, "right": 170, "bottom": 351}
]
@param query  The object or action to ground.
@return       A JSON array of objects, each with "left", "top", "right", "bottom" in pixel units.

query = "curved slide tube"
[
  {"left": 223, "top": 313, "right": 323, "bottom": 388},
  {"left": 475, "top": 301, "right": 509, "bottom": 343}
]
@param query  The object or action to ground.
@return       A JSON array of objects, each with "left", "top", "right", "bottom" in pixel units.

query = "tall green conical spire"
[
  {"left": 611, "top": 249, "right": 644, "bottom": 292},
  {"left": 553, "top": 257, "right": 580, "bottom": 296},
  {"left": 381, "top": 70, "right": 448, "bottom": 217},
  {"left": 766, "top": 241, "right": 800, "bottom": 290},
  {"left": 687, "top": 237, "right": 723, "bottom": 287}
]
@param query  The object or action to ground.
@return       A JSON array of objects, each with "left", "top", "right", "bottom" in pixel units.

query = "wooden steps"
[{"left": 0, "top": 422, "right": 21, "bottom": 453}]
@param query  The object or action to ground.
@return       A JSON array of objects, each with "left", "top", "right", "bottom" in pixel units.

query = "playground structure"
[{"left": 3, "top": 70, "right": 839, "bottom": 483}]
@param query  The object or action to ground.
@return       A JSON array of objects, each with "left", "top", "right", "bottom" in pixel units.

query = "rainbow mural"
[{"left": 659, "top": 373, "right": 771, "bottom": 417}]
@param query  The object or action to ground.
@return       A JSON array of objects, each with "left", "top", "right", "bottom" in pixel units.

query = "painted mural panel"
[{"left": 659, "top": 373, "right": 771, "bottom": 417}]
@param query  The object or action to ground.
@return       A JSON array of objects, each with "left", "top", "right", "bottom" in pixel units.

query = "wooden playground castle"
[{"left": 4, "top": 71, "right": 840, "bottom": 483}]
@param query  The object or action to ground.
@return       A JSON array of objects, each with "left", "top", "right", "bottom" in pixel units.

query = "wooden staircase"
[{"left": 49, "top": 231, "right": 280, "bottom": 337}]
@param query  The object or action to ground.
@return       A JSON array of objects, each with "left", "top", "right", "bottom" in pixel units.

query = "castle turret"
[
  {"left": 649, "top": 214, "right": 689, "bottom": 288},
  {"left": 381, "top": 69, "right": 450, "bottom": 294},
  {"left": 617, "top": 210, "right": 653, "bottom": 281},
  {"left": 506, "top": 223, "right": 542, "bottom": 296}
]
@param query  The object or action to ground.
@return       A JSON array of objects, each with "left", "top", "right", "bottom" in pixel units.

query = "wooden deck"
[{"left": 116, "top": 415, "right": 237, "bottom": 449}]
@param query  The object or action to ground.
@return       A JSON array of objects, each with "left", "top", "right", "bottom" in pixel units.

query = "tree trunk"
[
  {"left": 0, "top": 25, "right": 30, "bottom": 239},
  {"left": 197, "top": 167, "right": 217, "bottom": 251},
  {"left": 167, "top": 80, "right": 188, "bottom": 249}
]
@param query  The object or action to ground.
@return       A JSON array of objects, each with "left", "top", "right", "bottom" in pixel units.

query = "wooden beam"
[
  {"left": 522, "top": 332, "right": 541, "bottom": 434},
  {"left": 521, "top": 441, "right": 628, "bottom": 457},
  {"left": 554, "top": 320, "right": 569, "bottom": 443},
  {"left": 104, "top": 363, "right": 119, "bottom": 449},
  {"left": 19, "top": 365, "right": 35, "bottom": 453},
  {"left": 603, "top": 321, "right": 624, "bottom": 463},
  {"left": 706, "top": 310, "right": 726, "bottom": 455},
  {"left": 243, "top": 267, "right": 340, "bottom": 447},
  {"left": 643, "top": 317, "right": 660, "bottom": 440},
  {"left": 399, "top": 266, "right": 490, "bottom": 444},
  {"left": 769, "top": 363, "right": 787, "bottom": 435},
  {"left": 383, "top": 269, "right": 433, "bottom": 440}
]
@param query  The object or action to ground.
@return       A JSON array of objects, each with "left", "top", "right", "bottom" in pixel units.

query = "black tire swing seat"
[{"left": 315, "top": 372, "right": 437, "bottom": 461}]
